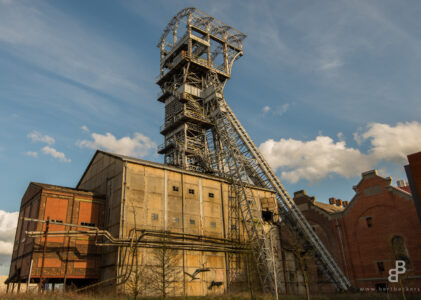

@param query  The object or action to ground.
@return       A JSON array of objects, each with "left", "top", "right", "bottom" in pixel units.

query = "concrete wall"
[
  {"left": 77, "top": 152, "right": 124, "bottom": 284},
  {"left": 119, "top": 160, "right": 279, "bottom": 296}
]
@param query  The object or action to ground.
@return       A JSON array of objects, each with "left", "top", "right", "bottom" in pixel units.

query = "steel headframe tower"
[{"left": 157, "top": 7, "right": 351, "bottom": 293}]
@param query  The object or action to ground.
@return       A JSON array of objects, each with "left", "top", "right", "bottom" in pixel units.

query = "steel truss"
[{"left": 157, "top": 7, "right": 351, "bottom": 293}]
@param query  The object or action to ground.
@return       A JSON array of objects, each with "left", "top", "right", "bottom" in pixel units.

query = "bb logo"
[{"left": 388, "top": 260, "right": 406, "bottom": 283}]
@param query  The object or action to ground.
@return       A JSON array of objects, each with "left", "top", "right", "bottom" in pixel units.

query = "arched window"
[{"left": 391, "top": 236, "right": 411, "bottom": 268}]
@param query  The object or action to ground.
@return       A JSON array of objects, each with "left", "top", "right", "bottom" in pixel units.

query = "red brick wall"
[{"left": 294, "top": 171, "right": 421, "bottom": 292}]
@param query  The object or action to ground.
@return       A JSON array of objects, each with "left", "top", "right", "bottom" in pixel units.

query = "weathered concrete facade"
[
  {"left": 76, "top": 151, "right": 309, "bottom": 296},
  {"left": 6, "top": 150, "right": 326, "bottom": 296}
]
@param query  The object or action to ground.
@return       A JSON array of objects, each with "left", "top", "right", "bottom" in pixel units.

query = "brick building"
[
  {"left": 294, "top": 169, "right": 421, "bottom": 293},
  {"left": 406, "top": 151, "right": 421, "bottom": 224}
]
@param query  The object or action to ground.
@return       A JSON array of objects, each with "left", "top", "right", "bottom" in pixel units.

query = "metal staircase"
[{"left": 211, "top": 92, "right": 351, "bottom": 291}]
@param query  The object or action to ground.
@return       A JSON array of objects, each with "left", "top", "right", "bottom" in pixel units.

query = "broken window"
[{"left": 262, "top": 210, "right": 273, "bottom": 222}]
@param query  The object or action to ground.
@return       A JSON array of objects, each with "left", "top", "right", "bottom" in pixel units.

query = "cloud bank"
[
  {"left": 77, "top": 132, "right": 156, "bottom": 158},
  {"left": 259, "top": 121, "right": 421, "bottom": 183},
  {"left": 27, "top": 131, "right": 55, "bottom": 145}
]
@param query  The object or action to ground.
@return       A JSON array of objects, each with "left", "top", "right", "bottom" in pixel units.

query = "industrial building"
[
  {"left": 6, "top": 151, "right": 318, "bottom": 296},
  {"left": 6, "top": 6, "right": 357, "bottom": 297},
  {"left": 7, "top": 183, "right": 104, "bottom": 291}
]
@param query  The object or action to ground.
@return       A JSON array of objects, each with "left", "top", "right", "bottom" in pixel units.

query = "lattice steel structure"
[{"left": 157, "top": 7, "right": 351, "bottom": 293}]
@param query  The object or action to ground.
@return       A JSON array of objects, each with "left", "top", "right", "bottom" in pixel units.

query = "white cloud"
[
  {"left": 25, "top": 151, "right": 38, "bottom": 158},
  {"left": 262, "top": 104, "right": 289, "bottom": 116},
  {"left": 259, "top": 136, "right": 373, "bottom": 183},
  {"left": 77, "top": 132, "right": 156, "bottom": 158},
  {"left": 27, "top": 131, "right": 55, "bottom": 145},
  {"left": 259, "top": 121, "right": 421, "bottom": 183},
  {"left": 262, "top": 105, "right": 271, "bottom": 114},
  {"left": 41, "top": 146, "right": 71, "bottom": 163},
  {"left": 0, "top": 210, "right": 18, "bottom": 255},
  {"left": 274, "top": 103, "right": 290, "bottom": 116},
  {"left": 81, "top": 125, "right": 90, "bottom": 133},
  {"left": 319, "top": 58, "right": 343, "bottom": 71},
  {"left": 361, "top": 121, "right": 421, "bottom": 164}
]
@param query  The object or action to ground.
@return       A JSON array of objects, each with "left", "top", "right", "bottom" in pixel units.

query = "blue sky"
[{"left": 1, "top": 0, "right": 421, "bottom": 273}]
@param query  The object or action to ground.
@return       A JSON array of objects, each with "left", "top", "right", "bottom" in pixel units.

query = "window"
[
  {"left": 172, "top": 186, "right": 179, "bottom": 192},
  {"left": 392, "top": 236, "right": 411, "bottom": 268},
  {"left": 189, "top": 219, "right": 195, "bottom": 225},
  {"left": 81, "top": 222, "right": 95, "bottom": 227},
  {"left": 366, "top": 217, "right": 373, "bottom": 228},
  {"left": 209, "top": 193, "right": 214, "bottom": 198},
  {"left": 377, "top": 262, "right": 385, "bottom": 272},
  {"left": 262, "top": 210, "right": 273, "bottom": 222},
  {"left": 51, "top": 219, "right": 63, "bottom": 224},
  {"left": 210, "top": 222, "right": 216, "bottom": 228},
  {"left": 172, "top": 217, "right": 179, "bottom": 223},
  {"left": 189, "top": 189, "right": 195, "bottom": 195},
  {"left": 151, "top": 213, "right": 159, "bottom": 221}
]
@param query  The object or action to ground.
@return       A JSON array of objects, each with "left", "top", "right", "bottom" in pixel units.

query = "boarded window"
[{"left": 210, "top": 222, "right": 216, "bottom": 228}]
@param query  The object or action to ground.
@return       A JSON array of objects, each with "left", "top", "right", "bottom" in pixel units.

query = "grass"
[{"left": 1, "top": 293, "right": 421, "bottom": 300}]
